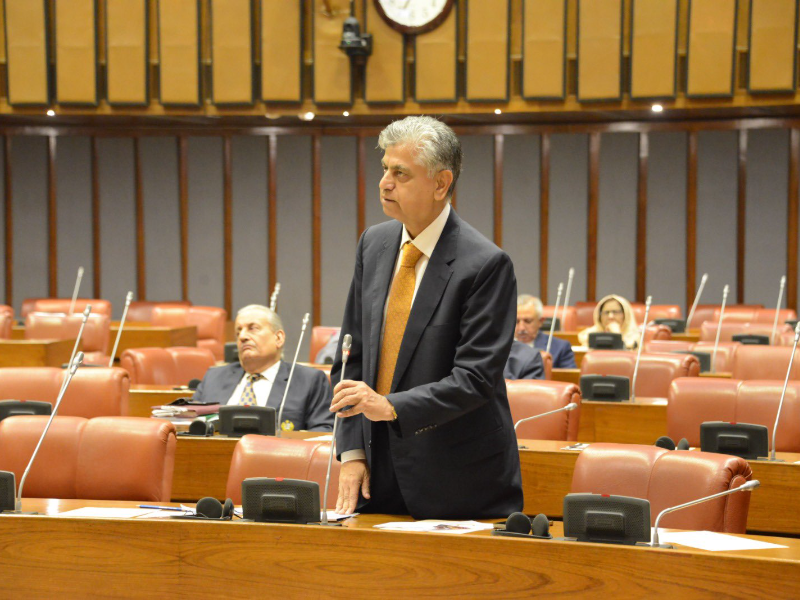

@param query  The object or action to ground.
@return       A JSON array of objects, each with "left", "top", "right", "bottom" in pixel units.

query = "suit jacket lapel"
[
  {"left": 366, "top": 227, "right": 401, "bottom": 386},
  {"left": 266, "top": 361, "right": 289, "bottom": 409},
  {"left": 390, "top": 210, "right": 459, "bottom": 392}
]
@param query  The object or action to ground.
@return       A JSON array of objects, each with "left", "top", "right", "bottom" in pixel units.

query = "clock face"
[{"left": 374, "top": 0, "right": 455, "bottom": 35}]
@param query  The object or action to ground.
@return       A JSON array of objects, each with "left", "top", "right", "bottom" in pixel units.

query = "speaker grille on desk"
[
  {"left": 563, "top": 493, "right": 650, "bottom": 545},
  {"left": 0, "top": 471, "right": 15, "bottom": 511},
  {"left": 242, "top": 478, "right": 320, "bottom": 524}
]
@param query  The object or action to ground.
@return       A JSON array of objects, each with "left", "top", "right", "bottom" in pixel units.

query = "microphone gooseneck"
[
  {"left": 15, "top": 352, "right": 85, "bottom": 512},
  {"left": 514, "top": 402, "right": 577, "bottom": 432},
  {"left": 546, "top": 282, "right": 564, "bottom": 355},
  {"left": 322, "top": 333, "right": 352, "bottom": 526},
  {"left": 560, "top": 268, "right": 575, "bottom": 328},
  {"left": 770, "top": 322, "right": 800, "bottom": 460},
  {"left": 631, "top": 295, "right": 652, "bottom": 402},
  {"left": 109, "top": 291, "right": 134, "bottom": 367},
  {"left": 650, "top": 480, "right": 760, "bottom": 548},
  {"left": 62, "top": 306, "right": 92, "bottom": 388},
  {"left": 68, "top": 266, "right": 85, "bottom": 316},
  {"left": 685, "top": 273, "right": 708, "bottom": 330},
  {"left": 711, "top": 285, "right": 729, "bottom": 375},
  {"left": 771, "top": 275, "right": 787, "bottom": 344},
  {"left": 276, "top": 313, "right": 310, "bottom": 438}
]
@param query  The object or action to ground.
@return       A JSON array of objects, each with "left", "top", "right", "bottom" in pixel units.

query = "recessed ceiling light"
[
  {"left": 300, "top": 111, "right": 315, "bottom": 121},
  {"left": 343, "top": 111, "right": 350, "bottom": 117},
  {"left": 651, "top": 104, "right": 663, "bottom": 113},
  {"left": 494, "top": 109, "right": 502, "bottom": 115},
  {"left": 46, "top": 109, "right": 55, "bottom": 117}
]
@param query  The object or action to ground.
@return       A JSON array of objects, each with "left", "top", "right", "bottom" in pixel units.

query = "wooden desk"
[
  {"left": 3, "top": 499, "right": 799, "bottom": 597},
  {"left": 0, "top": 339, "right": 75, "bottom": 367},
  {"left": 578, "top": 397, "right": 668, "bottom": 444},
  {"left": 128, "top": 385, "right": 193, "bottom": 418}
]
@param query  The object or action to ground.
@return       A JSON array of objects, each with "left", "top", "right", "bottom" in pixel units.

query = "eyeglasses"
[{"left": 600, "top": 310, "right": 624, "bottom": 317}]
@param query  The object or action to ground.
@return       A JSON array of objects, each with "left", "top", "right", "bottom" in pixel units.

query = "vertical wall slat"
[
  {"left": 522, "top": 0, "right": 567, "bottom": 99},
  {"left": 636, "top": 133, "right": 649, "bottom": 301},
  {"left": 466, "top": 0, "right": 510, "bottom": 101},
  {"left": 493, "top": 135, "right": 504, "bottom": 247},
  {"left": 268, "top": 135, "right": 277, "bottom": 293},
  {"left": 540, "top": 133, "right": 550, "bottom": 303},
  {"left": 47, "top": 137, "right": 57, "bottom": 297},
  {"left": 577, "top": 0, "right": 623, "bottom": 101},
  {"left": 134, "top": 137, "right": 146, "bottom": 300},
  {"left": 587, "top": 133, "right": 600, "bottom": 301},
  {"left": 223, "top": 136, "right": 233, "bottom": 315},
  {"left": 312, "top": 135, "right": 322, "bottom": 326},
  {"left": 686, "top": 131, "right": 698, "bottom": 312},
  {"left": 106, "top": 0, "right": 148, "bottom": 105},
  {"left": 158, "top": 0, "right": 201, "bottom": 105},
  {"left": 414, "top": 6, "right": 458, "bottom": 102},
  {"left": 630, "top": 0, "right": 678, "bottom": 100},
  {"left": 748, "top": 0, "right": 798, "bottom": 93},
  {"left": 4, "top": 137, "right": 12, "bottom": 306},
  {"left": 55, "top": 0, "right": 98, "bottom": 105},
  {"left": 737, "top": 129, "right": 747, "bottom": 303},
  {"left": 210, "top": 0, "right": 253, "bottom": 105},
  {"left": 789, "top": 129, "right": 800, "bottom": 310},
  {"left": 261, "top": 0, "right": 302, "bottom": 102},
  {"left": 4, "top": 0, "right": 49, "bottom": 105},
  {"left": 365, "top": 1, "right": 404, "bottom": 103},
  {"left": 178, "top": 137, "right": 189, "bottom": 300},
  {"left": 686, "top": 0, "right": 738, "bottom": 97},
  {"left": 313, "top": 0, "right": 352, "bottom": 104}
]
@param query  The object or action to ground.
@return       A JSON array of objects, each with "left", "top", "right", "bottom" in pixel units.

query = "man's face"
[
  {"left": 379, "top": 144, "right": 450, "bottom": 236},
  {"left": 235, "top": 309, "right": 285, "bottom": 372},
  {"left": 515, "top": 304, "right": 542, "bottom": 344}
]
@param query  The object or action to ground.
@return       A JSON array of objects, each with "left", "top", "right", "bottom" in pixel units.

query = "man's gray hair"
[
  {"left": 378, "top": 115, "right": 462, "bottom": 199},
  {"left": 237, "top": 304, "right": 284, "bottom": 333},
  {"left": 517, "top": 294, "right": 543, "bottom": 318}
]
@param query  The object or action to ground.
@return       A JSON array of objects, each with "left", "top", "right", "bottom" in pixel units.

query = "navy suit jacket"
[
  {"left": 331, "top": 209, "right": 523, "bottom": 520},
  {"left": 193, "top": 361, "right": 334, "bottom": 431},
  {"left": 504, "top": 340, "right": 545, "bottom": 380},
  {"left": 533, "top": 332, "right": 577, "bottom": 369}
]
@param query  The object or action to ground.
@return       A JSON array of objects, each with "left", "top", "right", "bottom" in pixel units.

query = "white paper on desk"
[
  {"left": 656, "top": 530, "right": 788, "bottom": 551},
  {"left": 305, "top": 434, "right": 333, "bottom": 442},
  {"left": 374, "top": 520, "right": 494, "bottom": 534},
  {"left": 56, "top": 507, "right": 155, "bottom": 519},
  {"left": 323, "top": 510, "right": 358, "bottom": 521}
]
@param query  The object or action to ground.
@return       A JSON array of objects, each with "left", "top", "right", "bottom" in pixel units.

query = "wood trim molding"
[
  {"left": 178, "top": 136, "right": 189, "bottom": 301},
  {"left": 636, "top": 132, "right": 649, "bottom": 302},
  {"left": 737, "top": 129, "right": 748, "bottom": 303},
  {"left": 222, "top": 135, "right": 232, "bottom": 316},
  {"left": 91, "top": 137, "right": 101, "bottom": 297},
  {"left": 267, "top": 135, "right": 277, "bottom": 294},
  {"left": 4, "top": 136, "right": 12, "bottom": 306},
  {"left": 311, "top": 135, "right": 322, "bottom": 327},
  {"left": 47, "top": 136, "right": 57, "bottom": 296},
  {"left": 133, "top": 137, "right": 146, "bottom": 300},
  {"left": 686, "top": 131, "right": 698, "bottom": 311},
  {"left": 540, "top": 133, "right": 550, "bottom": 303},
  {"left": 788, "top": 128, "right": 799, "bottom": 311},
  {"left": 587, "top": 132, "right": 600, "bottom": 302},
  {"left": 493, "top": 134, "right": 504, "bottom": 246}
]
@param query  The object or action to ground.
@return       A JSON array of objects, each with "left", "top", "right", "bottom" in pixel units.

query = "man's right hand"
[{"left": 336, "top": 459, "right": 370, "bottom": 515}]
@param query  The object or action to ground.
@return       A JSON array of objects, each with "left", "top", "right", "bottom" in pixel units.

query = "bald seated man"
[
  {"left": 193, "top": 304, "right": 334, "bottom": 432},
  {"left": 515, "top": 294, "right": 576, "bottom": 369}
]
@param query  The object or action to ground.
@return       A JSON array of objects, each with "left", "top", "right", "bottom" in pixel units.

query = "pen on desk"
[{"left": 138, "top": 505, "right": 185, "bottom": 511}]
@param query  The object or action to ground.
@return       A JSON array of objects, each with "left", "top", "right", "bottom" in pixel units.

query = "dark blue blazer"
[
  {"left": 331, "top": 209, "right": 523, "bottom": 520},
  {"left": 193, "top": 361, "right": 334, "bottom": 431},
  {"left": 504, "top": 340, "right": 545, "bottom": 380},
  {"left": 533, "top": 332, "right": 577, "bottom": 369}
]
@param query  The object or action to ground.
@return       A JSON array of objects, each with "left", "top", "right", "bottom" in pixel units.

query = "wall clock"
[{"left": 373, "top": 0, "right": 456, "bottom": 35}]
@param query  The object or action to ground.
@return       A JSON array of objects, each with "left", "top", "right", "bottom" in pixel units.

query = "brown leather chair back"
[
  {"left": 753, "top": 308, "right": 797, "bottom": 324},
  {"left": 21, "top": 298, "right": 113, "bottom": 318},
  {"left": 575, "top": 301, "right": 597, "bottom": 328},
  {"left": 120, "top": 346, "right": 216, "bottom": 386},
  {"left": 0, "top": 312, "right": 12, "bottom": 339},
  {"left": 690, "top": 341, "right": 741, "bottom": 373},
  {"left": 631, "top": 304, "right": 682, "bottom": 322},
  {"left": 644, "top": 340, "right": 692, "bottom": 354},
  {"left": 539, "top": 350, "right": 553, "bottom": 380},
  {"left": 667, "top": 378, "right": 742, "bottom": 446},
  {"left": 731, "top": 345, "right": 800, "bottom": 381},
  {"left": 0, "top": 304, "right": 13, "bottom": 318},
  {"left": 151, "top": 306, "right": 228, "bottom": 360},
  {"left": 75, "top": 417, "right": 177, "bottom": 502},
  {"left": 571, "top": 443, "right": 752, "bottom": 532},
  {"left": 643, "top": 324, "right": 672, "bottom": 342},
  {"left": 127, "top": 300, "right": 193, "bottom": 323},
  {"left": 225, "top": 435, "right": 327, "bottom": 503},
  {"left": 0, "top": 415, "right": 86, "bottom": 499},
  {"left": 309, "top": 326, "right": 340, "bottom": 363},
  {"left": 736, "top": 381, "right": 800, "bottom": 452},
  {"left": 699, "top": 321, "right": 792, "bottom": 344},
  {"left": 581, "top": 351, "right": 700, "bottom": 398},
  {"left": 24, "top": 312, "right": 111, "bottom": 355},
  {"left": 542, "top": 306, "right": 577, "bottom": 331},
  {"left": 507, "top": 379, "right": 580, "bottom": 440}
]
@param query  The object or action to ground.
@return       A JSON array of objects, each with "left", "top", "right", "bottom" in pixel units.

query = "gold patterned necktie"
[
  {"left": 376, "top": 242, "right": 424, "bottom": 396},
  {"left": 238, "top": 373, "right": 264, "bottom": 406}
]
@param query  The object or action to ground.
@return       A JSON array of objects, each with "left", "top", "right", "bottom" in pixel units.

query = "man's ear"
[
  {"left": 434, "top": 169, "right": 454, "bottom": 202},
  {"left": 275, "top": 330, "right": 286, "bottom": 349}
]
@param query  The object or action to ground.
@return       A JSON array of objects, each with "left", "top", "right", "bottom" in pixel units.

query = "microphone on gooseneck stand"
[
  {"left": 109, "top": 291, "right": 134, "bottom": 367},
  {"left": 771, "top": 275, "right": 787, "bottom": 344},
  {"left": 630, "top": 295, "right": 652, "bottom": 403},
  {"left": 269, "top": 282, "right": 281, "bottom": 313},
  {"left": 650, "top": 480, "right": 760, "bottom": 548},
  {"left": 61, "top": 306, "right": 92, "bottom": 390},
  {"left": 12, "top": 352, "right": 85, "bottom": 513},
  {"left": 276, "top": 313, "right": 310, "bottom": 438},
  {"left": 68, "top": 266, "right": 84, "bottom": 316},
  {"left": 321, "top": 333, "right": 352, "bottom": 526},
  {"left": 546, "top": 282, "right": 564, "bottom": 355},
  {"left": 711, "top": 285, "right": 729, "bottom": 375},
  {"left": 685, "top": 272, "right": 708, "bottom": 330},
  {"left": 560, "top": 268, "right": 575, "bottom": 328},
  {"left": 769, "top": 321, "right": 800, "bottom": 461},
  {"left": 514, "top": 402, "right": 577, "bottom": 432}
]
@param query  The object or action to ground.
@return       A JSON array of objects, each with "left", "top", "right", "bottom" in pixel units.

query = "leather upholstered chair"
[
  {"left": 225, "top": 435, "right": 340, "bottom": 506},
  {"left": 21, "top": 298, "right": 113, "bottom": 318},
  {"left": 75, "top": 417, "right": 177, "bottom": 502},
  {"left": 120, "top": 346, "right": 216, "bottom": 386},
  {"left": 24, "top": 312, "right": 112, "bottom": 365},
  {"left": 687, "top": 304, "right": 763, "bottom": 329},
  {"left": 151, "top": 306, "right": 228, "bottom": 361},
  {"left": 126, "top": 300, "right": 193, "bottom": 323},
  {"left": 642, "top": 324, "right": 672, "bottom": 342},
  {"left": 570, "top": 443, "right": 753, "bottom": 532},
  {"left": 631, "top": 304, "right": 682, "bottom": 322},
  {"left": 575, "top": 302, "right": 597, "bottom": 328},
  {"left": 580, "top": 351, "right": 700, "bottom": 398},
  {"left": 0, "top": 415, "right": 86, "bottom": 499},
  {"left": 700, "top": 321, "right": 792, "bottom": 344},
  {"left": 731, "top": 345, "right": 800, "bottom": 381},
  {"left": 0, "top": 312, "right": 11, "bottom": 339},
  {"left": 0, "top": 367, "right": 129, "bottom": 417},
  {"left": 539, "top": 351, "right": 553, "bottom": 380},
  {"left": 710, "top": 307, "right": 797, "bottom": 325},
  {"left": 644, "top": 340, "right": 692, "bottom": 353},
  {"left": 309, "top": 326, "right": 340, "bottom": 363},
  {"left": 542, "top": 306, "right": 577, "bottom": 331},
  {"left": 506, "top": 380, "right": 580, "bottom": 440}
]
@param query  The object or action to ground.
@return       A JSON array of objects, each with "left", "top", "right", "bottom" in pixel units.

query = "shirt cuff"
[{"left": 341, "top": 449, "right": 366, "bottom": 463}]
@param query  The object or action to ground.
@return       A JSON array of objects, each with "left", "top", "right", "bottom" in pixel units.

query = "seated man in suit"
[
  {"left": 515, "top": 294, "right": 577, "bottom": 369},
  {"left": 193, "top": 304, "right": 334, "bottom": 432},
  {"left": 504, "top": 340, "right": 544, "bottom": 379}
]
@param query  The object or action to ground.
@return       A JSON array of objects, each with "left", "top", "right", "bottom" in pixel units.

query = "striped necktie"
[
  {"left": 376, "top": 242, "right": 424, "bottom": 396},
  {"left": 238, "top": 373, "right": 264, "bottom": 406}
]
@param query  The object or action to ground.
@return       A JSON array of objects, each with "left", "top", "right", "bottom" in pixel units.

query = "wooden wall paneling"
[
  {"left": 0, "top": 2, "right": 5, "bottom": 63},
  {"left": 261, "top": 0, "right": 302, "bottom": 102},
  {"left": 465, "top": 0, "right": 511, "bottom": 101},
  {"left": 157, "top": 0, "right": 201, "bottom": 105},
  {"left": 636, "top": 132, "right": 649, "bottom": 301},
  {"left": 91, "top": 137, "right": 101, "bottom": 297},
  {"left": 540, "top": 133, "right": 550, "bottom": 303},
  {"left": 47, "top": 137, "right": 57, "bottom": 296},
  {"left": 357, "top": 134, "right": 366, "bottom": 239},
  {"left": 105, "top": 0, "right": 149, "bottom": 105},
  {"left": 4, "top": 137, "right": 11, "bottom": 306},
  {"left": 55, "top": 0, "right": 98, "bottom": 105},
  {"left": 629, "top": 0, "right": 679, "bottom": 100},
  {"left": 364, "top": 0, "right": 404, "bottom": 103},
  {"left": 493, "top": 135, "right": 504, "bottom": 246},
  {"left": 577, "top": 0, "right": 623, "bottom": 101},
  {"left": 686, "top": 131, "right": 698, "bottom": 311},
  {"left": 4, "top": 0, "right": 50, "bottom": 105},
  {"left": 313, "top": 0, "right": 352, "bottom": 104},
  {"left": 312, "top": 135, "right": 321, "bottom": 326},
  {"left": 210, "top": 0, "right": 253, "bottom": 105},
  {"left": 737, "top": 129, "right": 747, "bottom": 302},
  {"left": 268, "top": 135, "right": 277, "bottom": 293},
  {"left": 587, "top": 133, "right": 600, "bottom": 301},
  {"left": 414, "top": 4, "right": 458, "bottom": 102},
  {"left": 748, "top": 0, "right": 798, "bottom": 93},
  {"left": 522, "top": 0, "right": 567, "bottom": 100},
  {"left": 133, "top": 137, "right": 146, "bottom": 299},
  {"left": 223, "top": 136, "right": 232, "bottom": 315},
  {"left": 178, "top": 137, "right": 189, "bottom": 300},
  {"left": 789, "top": 129, "right": 799, "bottom": 310},
  {"left": 686, "top": 0, "right": 738, "bottom": 97}
]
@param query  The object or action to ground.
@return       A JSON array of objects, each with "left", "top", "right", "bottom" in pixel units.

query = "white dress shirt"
[
  {"left": 225, "top": 360, "right": 282, "bottom": 407},
  {"left": 343, "top": 203, "right": 451, "bottom": 463}
]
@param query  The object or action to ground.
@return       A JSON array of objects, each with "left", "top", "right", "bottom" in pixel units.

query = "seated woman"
[{"left": 578, "top": 294, "right": 639, "bottom": 349}]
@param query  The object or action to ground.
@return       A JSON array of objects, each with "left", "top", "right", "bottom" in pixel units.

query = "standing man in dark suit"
[
  {"left": 329, "top": 116, "right": 523, "bottom": 520},
  {"left": 515, "top": 294, "right": 577, "bottom": 369},
  {"left": 194, "top": 305, "right": 333, "bottom": 432}
]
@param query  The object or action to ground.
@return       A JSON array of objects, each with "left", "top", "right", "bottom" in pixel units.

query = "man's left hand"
[{"left": 330, "top": 380, "right": 394, "bottom": 421}]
